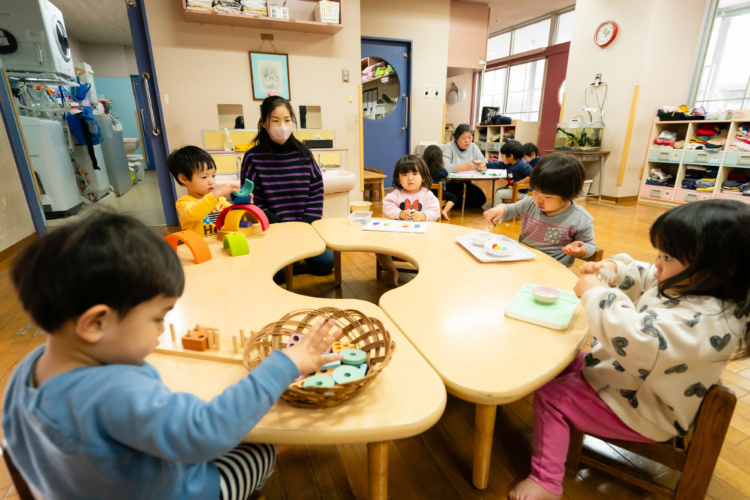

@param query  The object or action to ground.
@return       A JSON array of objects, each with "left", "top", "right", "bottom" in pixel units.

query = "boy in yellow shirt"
[{"left": 167, "top": 146, "right": 241, "bottom": 236}]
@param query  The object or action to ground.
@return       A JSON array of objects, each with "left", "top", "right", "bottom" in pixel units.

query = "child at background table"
[
  {"left": 486, "top": 140, "right": 533, "bottom": 205},
  {"left": 378, "top": 155, "right": 440, "bottom": 287},
  {"left": 523, "top": 142, "right": 541, "bottom": 167},
  {"left": 168, "top": 146, "right": 241, "bottom": 237},
  {"left": 422, "top": 144, "right": 457, "bottom": 221},
  {"left": 483, "top": 153, "right": 595, "bottom": 267},
  {"left": 2, "top": 212, "right": 343, "bottom": 500},
  {"left": 510, "top": 199, "right": 750, "bottom": 500}
]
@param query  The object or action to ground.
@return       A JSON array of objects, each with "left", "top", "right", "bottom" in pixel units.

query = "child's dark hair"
[
  {"left": 529, "top": 154, "right": 585, "bottom": 201},
  {"left": 500, "top": 140, "right": 524, "bottom": 161},
  {"left": 422, "top": 145, "right": 444, "bottom": 177},
  {"left": 523, "top": 142, "right": 539, "bottom": 157},
  {"left": 167, "top": 146, "right": 216, "bottom": 186},
  {"left": 12, "top": 212, "right": 185, "bottom": 333},
  {"left": 252, "top": 96, "right": 313, "bottom": 162},
  {"left": 649, "top": 200, "right": 750, "bottom": 358},
  {"left": 392, "top": 155, "right": 433, "bottom": 190},
  {"left": 453, "top": 124, "right": 472, "bottom": 141}
]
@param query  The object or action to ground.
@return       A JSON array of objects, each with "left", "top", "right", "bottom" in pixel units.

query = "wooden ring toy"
[
  {"left": 303, "top": 374, "right": 335, "bottom": 388},
  {"left": 340, "top": 348, "right": 366, "bottom": 366}
]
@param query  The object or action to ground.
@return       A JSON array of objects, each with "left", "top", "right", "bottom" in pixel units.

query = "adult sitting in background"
[
  {"left": 441, "top": 124, "right": 487, "bottom": 208},
  {"left": 234, "top": 115, "right": 245, "bottom": 129},
  {"left": 487, "top": 140, "right": 532, "bottom": 205},
  {"left": 523, "top": 142, "right": 541, "bottom": 167}
]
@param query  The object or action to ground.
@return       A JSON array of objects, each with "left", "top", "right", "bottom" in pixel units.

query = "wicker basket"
[{"left": 243, "top": 308, "right": 395, "bottom": 409}]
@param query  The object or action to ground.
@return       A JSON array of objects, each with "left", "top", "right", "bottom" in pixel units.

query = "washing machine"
[
  {"left": 19, "top": 116, "right": 81, "bottom": 218},
  {"left": 0, "top": 0, "right": 74, "bottom": 78}
]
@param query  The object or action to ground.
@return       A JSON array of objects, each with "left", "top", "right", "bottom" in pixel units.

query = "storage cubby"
[{"left": 473, "top": 122, "right": 539, "bottom": 161}]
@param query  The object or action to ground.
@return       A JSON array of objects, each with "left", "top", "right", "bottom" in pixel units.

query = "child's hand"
[
  {"left": 475, "top": 161, "right": 487, "bottom": 171},
  {"left": 214, "top": 182, "right": 240, "bottom": 199},
  {"left": 284, "top": 318, "right": 344, "bottom": 376},
  {"left": 562, "top": 241, "right": 586, "bottom": 257},
  {"left": 574, "top": 274, "right": 608, "bottom": 298},
  {"left": 412, "top": 211, "right": 427, "bottom": 221},
  {"left": 579, "top": 260, "right": 618, "bottom": 285},
  {"left": 483, "top": 205, "right": 505, "bottom": 225},
  {"left": 399, "top": 210, "right": 411, "bottom": 220}
]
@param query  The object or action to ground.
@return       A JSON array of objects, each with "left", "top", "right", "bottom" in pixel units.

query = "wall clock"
[{"left": 594, "top": 21, "right": 618, "bottom": 48}]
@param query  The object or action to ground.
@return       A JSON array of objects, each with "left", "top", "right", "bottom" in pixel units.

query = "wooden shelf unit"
[
  {"left": 638, "top": 118, "right": 750, "bottom": 205},
  {"left": 182, "top": 0, "right": 343, "bottom": 35},
  {"left": 473, "top": 121, "right": 539, "bottom": 161}
]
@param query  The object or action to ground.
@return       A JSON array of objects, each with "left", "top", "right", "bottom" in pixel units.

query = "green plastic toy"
[{"left": 223, "top": 232, "right": 249, "bottom": 257}]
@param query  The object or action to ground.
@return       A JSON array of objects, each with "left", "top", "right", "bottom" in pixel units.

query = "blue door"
[
  {"left": 361, "top": 38, "right": 412, "bottom": 188},
  {"left": 129, "top": 75, "right": 156, "bottom": 170}
]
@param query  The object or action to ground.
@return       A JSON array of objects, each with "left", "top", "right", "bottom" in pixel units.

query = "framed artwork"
[{"left": 249, "top": 52, "right": 291, "bottom": 101}]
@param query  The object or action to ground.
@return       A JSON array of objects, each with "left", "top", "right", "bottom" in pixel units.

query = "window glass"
[
  {"left": 487, "top": 32, "right": 511, "bottom": 61},
  {"left": 512, "top": 19, "right": 551, "bottom": 55},
  {"left": 554, "top": 11, "right": 574, "bottom": 44},
  {"left": 484, "top": 59, "right": 545, "bottom": 122},
  {"left": 479, "top": 67, "right": 507, "bottom": 115}
]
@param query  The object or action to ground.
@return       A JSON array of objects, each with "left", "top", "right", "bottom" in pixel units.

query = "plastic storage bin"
[
  {"left": 647, "top": 149, "right": 683, "bottom": 163},
  {"left": 349, "top": 211, "right": 372, "bottom": 225},
  {"left": 314, "top": 1, "right": 340, "bottom": 23}
]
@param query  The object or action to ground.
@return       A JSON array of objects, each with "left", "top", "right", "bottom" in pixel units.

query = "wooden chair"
[
  {"left": 565, "top": 384, "right": 736, "bottom": 499},
  {"left": 364, "top": 167, "right": 385, "bottom": 202},
  {"left": 430, "top": 182, "right": 444, "bottom": 209},
  {"left": 2, "top": 441, "right": 35, "bottom": 500},
  {"left": 578, "top": 248, "right": 604, "bottom": 263},
  {"left": 509, "top": 182, "right": 530, "bottom": 204}
]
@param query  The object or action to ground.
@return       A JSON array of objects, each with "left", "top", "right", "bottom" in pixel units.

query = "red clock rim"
[{"left": 594, "top": 20, "right": 618, "bottom": 47}]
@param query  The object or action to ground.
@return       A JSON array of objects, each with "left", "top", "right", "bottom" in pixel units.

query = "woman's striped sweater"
[{"left": 240, "top": 141, "right": 324, "bottom": 222}]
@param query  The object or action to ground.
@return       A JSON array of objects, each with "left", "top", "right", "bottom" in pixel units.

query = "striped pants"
[{"left": 215, "top": 443, "right": 276, "bottom": 500}]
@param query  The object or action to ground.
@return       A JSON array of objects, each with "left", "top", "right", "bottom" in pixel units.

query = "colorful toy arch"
[
  {"left": 216, "top": 204, "right": 270, "bottom": 233},
  {"left": 163, "top": 230, "right": 212, "bottom": 264}
]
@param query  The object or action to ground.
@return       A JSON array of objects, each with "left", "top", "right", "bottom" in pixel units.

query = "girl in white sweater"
[{"left": 511, "top": 199, "right": 750, "bottom": 500}]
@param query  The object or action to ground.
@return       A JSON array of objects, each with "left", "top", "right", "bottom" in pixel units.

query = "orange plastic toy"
[{"left": 163, "top": 230, "right": 212, "bottom": 264}]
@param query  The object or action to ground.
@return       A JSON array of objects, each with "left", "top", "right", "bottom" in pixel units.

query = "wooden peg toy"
[
  {"left": 214, "top": 331, "right": 221, "bottom": 351},
  {"left": 181, "top": 324, "right": 212, "bottom": 352},
  {"left": 232, "top": 335, "right": 239, "bottom": 354},
  {"left": 240, "top": 329, "right": 246, "bottom": 346},
  {"left": 207, "top": 329, "right": 215, "bottom": 350},
  {"left": 169, "top": 324, "right": 176, "bottom": 343}
]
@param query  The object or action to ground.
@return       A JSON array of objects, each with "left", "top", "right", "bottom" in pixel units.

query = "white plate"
[{"left": 455, "top": 234, "right": 535, "bottom": 262}]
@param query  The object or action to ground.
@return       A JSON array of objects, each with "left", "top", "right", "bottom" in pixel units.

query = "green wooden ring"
[
  {"left": 303, "top": 374, "right": 335, "bottom": 388},
  {"left": 223, "top": 233, "right": 249, "bottom": 256},
  {"left": 332, "top": 365, "right": 363, "bottom": 384},
  {"left": 340, "top": 348, "right": 366, "bottom": 365}
]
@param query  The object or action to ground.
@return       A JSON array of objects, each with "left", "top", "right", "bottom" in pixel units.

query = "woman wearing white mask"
[{"left": 241, "top": 96, "right": 333, "bottom": 283}]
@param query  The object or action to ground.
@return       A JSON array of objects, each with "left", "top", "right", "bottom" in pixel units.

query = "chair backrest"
[
  {"left": 1, "top": 441, "right": 35, "bottom": 500},
  {"left": 511, "top": 182, "right": 530, "bottom": 203}
]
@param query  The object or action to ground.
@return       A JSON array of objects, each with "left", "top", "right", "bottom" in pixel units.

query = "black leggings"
[
  {"left": 430, "top": 188, "right": 458, "bottom": 205},
  {"left": 445, "top": 182, "right": 487, "bottom": 208}
]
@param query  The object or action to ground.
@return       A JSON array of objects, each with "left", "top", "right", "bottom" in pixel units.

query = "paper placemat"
[
  {"left": 455, "top": 234, "right": 535, "bottom": 262},
  {"left": 448, "top": 170, "right": 506, "bottom": 179},
  {"left": 362, "top": 219, "right": 429, "bottom": 233}
]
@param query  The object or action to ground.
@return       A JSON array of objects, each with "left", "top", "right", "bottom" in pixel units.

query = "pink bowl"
[{"left": 531, "top": 285, "right": 561, "bottom": 304}]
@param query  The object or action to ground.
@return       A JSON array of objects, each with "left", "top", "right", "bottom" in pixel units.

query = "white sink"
[{"left": 322, "top": 169, "right": 356, "bottom": 194}]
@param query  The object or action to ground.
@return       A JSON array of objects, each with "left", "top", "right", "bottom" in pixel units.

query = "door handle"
[
  {"left": 402, "top": 94, "right": 408, "bottom": 132},
  {"left": 141, "top": 72, "right": 161, "bottom": 136}
]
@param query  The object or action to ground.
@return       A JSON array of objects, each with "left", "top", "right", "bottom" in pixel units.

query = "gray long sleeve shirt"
[
  {"left": 503, "top": 196, "right": 596, "bottom": 267},
  {"left": 441, "top": 141, "right": 485, "bottom": 173}
]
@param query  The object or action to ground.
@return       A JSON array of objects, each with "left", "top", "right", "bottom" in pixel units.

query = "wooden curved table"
[
  {"left": 313, "top": 218, "right": 590, "bottom": 489},
  {"left": 147, "top": 223, "right": 447, "bottom": 499}
]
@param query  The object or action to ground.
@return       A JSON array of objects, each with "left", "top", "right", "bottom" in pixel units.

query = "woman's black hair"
[
  {"left": 453, "top": 123, "right": 473, "bottom": 141},
  {"left": 167, "top": 146, "right": 217, "bottom": 186},
  {"left": 422, "top": 145, "right": 444, "bottom": 177},
  {"left": 649, "top": 199, "right": 750, "bottom": 358},
  {"left": 252, "top": 96, "right": 313, "bottom": 162},
  {"left": 392, "top": 155, "right": 433, "bottom": 190},
  {"left": 12, "top": 211, "right": 185, "bottom": 333},
  {"left": 529, "top": 154, "right": 585, "bottom": 201}
]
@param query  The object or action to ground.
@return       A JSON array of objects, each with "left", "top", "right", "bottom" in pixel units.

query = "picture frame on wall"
[{"left": 249, "top": 52, "right": 291, "bottom": 101}]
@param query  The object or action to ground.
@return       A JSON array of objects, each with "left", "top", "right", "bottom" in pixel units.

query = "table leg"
[
  {"left": 380, "top": 182, "right": 385, "bottom": 202},
  {"left": 461, "top": 183, "right": 467, "bottom": 219},
  {"left": 368, "top": 441, "right": 388, "bottom": 500},
  {"left": 333, "top": 251, "right": 342, "bottom": 287},
  {"left": 285, "top": 264, "right": 293, "bottom": 292},
  {"left": 472, "top": 403, "right": 497, "bottom": 489},
  {"left": 598, "top": 154, "right": 604, "bottom": 201}
]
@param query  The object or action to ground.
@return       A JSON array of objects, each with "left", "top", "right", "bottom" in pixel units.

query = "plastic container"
[
  {"left": 531, "top": 285, "right": 561, "bottom": 304},
  {"left": 484, "top": 240, "right": 513, "bottom": 257},
  {"left": 314, "top": 1, "right": 340, "bottom": 23},
  {"left": 349, "top": 211, "right": 372, "bottom": 225},
  {"left": 470, "top": 231, "right": 496, "bottom": 246},
  {"left": 350, "top": 201, "right": 372, "bottom": 213},
  {"left": 578, "top": 179, "right": 593, "bottom": 198}
]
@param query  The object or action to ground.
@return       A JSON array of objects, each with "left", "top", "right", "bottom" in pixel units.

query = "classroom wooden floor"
[{"left": 2, "top": 199, "right": 750, "bottom": 499}]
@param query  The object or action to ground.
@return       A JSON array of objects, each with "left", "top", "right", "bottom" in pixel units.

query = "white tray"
[
  {"left": 362, "top": 219, "right": 429, "bottom": 233},
  {"left": 455, "top": 234, "right": 535, "bottom": 262}
]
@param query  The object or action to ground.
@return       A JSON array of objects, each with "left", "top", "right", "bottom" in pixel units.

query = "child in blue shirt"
[
  {"left": 2, "top": 212, "right": 342, "bottom": 500},
  {"left": 486, "top": 140, "right": 533, "bottom": 205},
  {"left": 523, "top": 142, "right": 541, "bottom": 167}
]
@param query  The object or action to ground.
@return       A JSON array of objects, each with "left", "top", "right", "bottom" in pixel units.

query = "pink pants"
[{"left": 529, "top": 352, "right": 656, "bottom": 495}]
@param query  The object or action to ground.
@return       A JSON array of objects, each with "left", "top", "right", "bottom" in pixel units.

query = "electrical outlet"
[
  {"left": 433, "top": 84, "right": 441, "bottom": 99},
  {"left": 424, "top": 84, "right": 431, "bottom": 98},
  {"left": 594, "top": 73, "right": 602, "bottom": 86}
]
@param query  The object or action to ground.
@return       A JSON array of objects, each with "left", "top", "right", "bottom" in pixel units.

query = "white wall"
[
  {"left": 361, "top": 0, "right": 451, "bottom": 150},
  {"left": 78, "top": 43, "right": 138, "bottom": 78},
  {"left": 445, "top": 68, "right": 474, "bottom": 129},
  {"left": 0, "top": 115, "right": 35, "bottom": 251},
  {"left": 563, "top": 0, "right": 705, "bottom": 198}
]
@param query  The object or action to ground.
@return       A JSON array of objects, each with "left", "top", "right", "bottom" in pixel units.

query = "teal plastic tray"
[{"left": 504, "top": 284, "right": 580, "bottom": 330}]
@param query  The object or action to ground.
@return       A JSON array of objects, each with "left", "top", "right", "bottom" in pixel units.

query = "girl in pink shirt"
[{"left": 378, "top": 155, "right": 440, "bottom": 286}]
